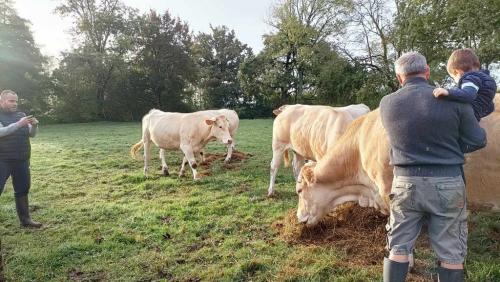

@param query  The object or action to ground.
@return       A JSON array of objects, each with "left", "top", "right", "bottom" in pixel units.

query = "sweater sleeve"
[
  {"left": 28, "top": 123, "right": 38, "bottom": 137},
  {"left": 0, "top": 122, "right": 21, "bottom": 138},
  {"left": 458, "top": 105, "right": 487, "bottom": 153},
  {"left": 447, "top": 75, "right": 481, "bottom": 103}
]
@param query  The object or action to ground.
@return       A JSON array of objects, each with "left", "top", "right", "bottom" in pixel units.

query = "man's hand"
[
  {"left": 17, "top": 116, "right": 33, "bottom": 127},
  {"left": 29, "top": 117, "right": 39, "bottom": 126},
  {"left": 433, "top": 88, "right": 449, "bottom": 98}
]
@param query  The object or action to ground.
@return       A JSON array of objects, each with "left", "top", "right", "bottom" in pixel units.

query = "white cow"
[
  {"left": 131, "top": 109, "right": 232, "bottom": 180},
  {"left": 268, "top": 104, "right": 370, "bottom": 196},
  {"left": 158, "top": 109, "right": 239, "bottom": 166}
]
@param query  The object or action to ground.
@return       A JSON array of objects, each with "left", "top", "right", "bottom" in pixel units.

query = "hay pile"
[
  {"left": 273, "top": 203, "right": 387, "bottom": 265},
  {"left": 272, "top": 203, "right": 432, "bottom": 281}
]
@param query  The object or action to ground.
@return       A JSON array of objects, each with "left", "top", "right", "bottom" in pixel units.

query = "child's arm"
[{"left": 444, "top": 75, "right": 481, "bottom": 103}]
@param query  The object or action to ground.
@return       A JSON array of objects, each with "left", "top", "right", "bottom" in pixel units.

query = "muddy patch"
[{"left": 198, "top": 150, "right": 251, "bottom": 174}]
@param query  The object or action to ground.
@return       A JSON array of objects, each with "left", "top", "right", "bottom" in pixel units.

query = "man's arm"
[
  {"left": 28, "top": 118, "right": 39, "bottom": 137},
  {"left": 458, "top": 105, "right": 487, "bottom": 153},
  {"left": 0, "top": 117, "right": 33, "bottom": 138},
  {"left": 0, "top": 122, "right": 22, "bottom": 138}
]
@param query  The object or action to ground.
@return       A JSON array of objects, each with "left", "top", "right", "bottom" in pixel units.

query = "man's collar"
[{"left": 403, "top": 76, "right": 428, "bottom": 86}]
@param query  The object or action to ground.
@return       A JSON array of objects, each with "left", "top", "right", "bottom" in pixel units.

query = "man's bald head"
[{"left": 0, "top": 90, "right": 19, "bottom": 112}]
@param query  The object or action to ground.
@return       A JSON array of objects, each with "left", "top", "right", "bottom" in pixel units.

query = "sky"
[{"left": 13, "top": 0, "right": 276, "bottom": 59}]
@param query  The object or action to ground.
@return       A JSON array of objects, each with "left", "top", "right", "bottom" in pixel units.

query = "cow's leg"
[
  {"left": 199, "top": 151, "right": 205, "bottom": 163},
  {"left": 179, "top": 156, "right": 188, "bottom": 177},
  {"left": 292, "top": 153, "right": 305, "bottom": 181},
  {"left": 224, "top": 144, "right": 232, "bottom": 163},
  {"left": 180, "top": 145, "right": 199, "bottom": 180},
  {"left": 159, "top": 149, "right": 169, "bottom": 176},
  {"left": 268, "top": 143, "right": 287, "bottom": 196},
  {"left": 224, "top": 140, "right": 236, "bottom": 163},
  {"left": 143, "top": 140, "right": 151, "bottom": 177}
]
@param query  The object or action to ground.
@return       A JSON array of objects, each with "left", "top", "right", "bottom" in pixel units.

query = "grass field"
[{"left": 0, "top": 120, "right": 499, "bottom": 281}]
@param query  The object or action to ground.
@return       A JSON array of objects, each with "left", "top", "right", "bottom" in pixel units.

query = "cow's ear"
[
  {"left": 273, "top": 105, "right": 287, "bottom": 116},
  {"left": 205, "top": 117, "right": 216, "bottom": 125},
  {"left": 302, "top": 163, "right": 316, "bottom": 185}
]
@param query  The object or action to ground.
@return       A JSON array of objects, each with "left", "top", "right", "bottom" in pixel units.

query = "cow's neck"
[
  {"left": 314, "top": 125, "right": 362, "bottom": 187},
  {"left": 201, "top": 126, "right": 216, "bottom": 145}
]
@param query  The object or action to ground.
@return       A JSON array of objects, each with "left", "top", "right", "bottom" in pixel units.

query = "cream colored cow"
[
  {"left": 295, "top": 97, "right": 500, "bottom": 226},
  {"left": 158, "top": 109, "right": 239, "bottom": 168},
  {"left": 131, "top": 109, "right": 232, "bottom": 180},
  {"left": 268, "top": 104, "right": 370, "bottom": 196}
]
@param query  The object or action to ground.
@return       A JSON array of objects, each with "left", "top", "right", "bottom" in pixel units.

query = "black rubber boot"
[
  {"left": 437, "top": 266, "right": 464, "bottom": 282},
  {"left": 383, "top": 257, "right": 409, "bottom": 282},
  {"left": 15, "top": 195, "right": 42, "bottom": 228}
]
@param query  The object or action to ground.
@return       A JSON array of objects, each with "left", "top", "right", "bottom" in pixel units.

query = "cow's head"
[
  {"left": 296, "top": 161, "right": 385, "bottom": 226},
  {"left": 295, "top": 162, "right": 335, "bottom": 226},
  {"left": 205, "top": 115, "right": 233, "bottom": 145}
]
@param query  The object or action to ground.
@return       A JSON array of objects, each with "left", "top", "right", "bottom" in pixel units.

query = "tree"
[
  {"left": 334, "top": 0, "right": 399, "bottom": 105},
  {"left": 193, "top": 25, "right": 252, "bottom": 109},
  {"left": 133, "top": 10, "right": 197, "bottom": 112},
  {"left": 55, "top": 0, "right": 138, "bottom": 119},
  {"left": 393, "top": 0, "right": 500, "bottom": 80},
  {"left": 0, "top": 0, "right": 47, "bottom": 114},
  {"left": 259, "top": 0, "right": 351, "bottom": 105}
]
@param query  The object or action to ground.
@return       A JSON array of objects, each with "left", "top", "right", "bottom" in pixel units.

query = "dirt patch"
[
  {"left": 272, "top": 203, "right": 432, "bottom": 281},
  {"left": 198, "top": 150, "right": 250, "bottom": 173},
  {"left": 157, "top": 150, "right": 251, "bottom": 178},
  {"left": 68, "top": 268, "right": 105, "bottom": 281}
]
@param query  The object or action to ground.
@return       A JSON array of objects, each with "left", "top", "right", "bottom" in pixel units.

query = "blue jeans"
[{"left": 0, "top": 160, "right": 31, "bottom": 197}]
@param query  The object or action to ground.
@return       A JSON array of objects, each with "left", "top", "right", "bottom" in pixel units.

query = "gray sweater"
[{"left": 380, "top": 77, "right": 487, "bottom": 177}]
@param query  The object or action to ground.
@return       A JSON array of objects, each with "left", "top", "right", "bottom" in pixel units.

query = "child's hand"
[{"left": 433, "top": 88, "right": 449, "bottom": 98}]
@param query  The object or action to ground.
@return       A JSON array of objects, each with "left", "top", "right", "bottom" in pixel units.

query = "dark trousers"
[{"left": 0, "top": 160, "right": 30, "bottom": 197}]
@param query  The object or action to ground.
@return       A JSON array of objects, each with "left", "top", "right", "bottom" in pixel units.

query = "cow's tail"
[
  {"left": 130, "top": 140, "right": 144, "bottom": 160},
  {"left": 283, "top": 150, "right": 291, "bottom": 167}
]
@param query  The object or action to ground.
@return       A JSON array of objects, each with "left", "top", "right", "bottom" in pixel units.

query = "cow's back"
[{"left": 274, "top": 105, "right": 355, "bottom": 161}]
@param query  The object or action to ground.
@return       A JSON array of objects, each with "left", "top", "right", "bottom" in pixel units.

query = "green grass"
[{"left": 0, "top": 120, "right": 498, "bottom": 281}]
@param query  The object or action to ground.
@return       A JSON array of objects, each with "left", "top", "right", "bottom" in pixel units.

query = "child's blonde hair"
[{"left": 446, "top": 48, "right": 480, "bottom": 75}]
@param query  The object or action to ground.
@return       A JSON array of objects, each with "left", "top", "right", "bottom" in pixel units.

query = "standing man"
[
  {"left": 379, "top": 52, "right": 486, "bottom": 282},
  {"left": 0, "top": 90, "right": 42, "bottom": 228}
]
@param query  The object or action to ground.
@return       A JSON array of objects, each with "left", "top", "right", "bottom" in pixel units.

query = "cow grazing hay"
[{"left": 272, "top": 204, "right": 434, "bottom": 281}]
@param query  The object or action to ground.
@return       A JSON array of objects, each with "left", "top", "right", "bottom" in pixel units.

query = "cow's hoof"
[
  {"left": 193, "top": 177, "right": 201, "bottom": 181},
  {"left": 224, "top": 159, "right": 230, "bottom": 164},
  {"left": 162, "top": 170, "right": 170, "bottom": 176},
  {"left": 267, "top": 192, "right": 275, "bottom": 198}
]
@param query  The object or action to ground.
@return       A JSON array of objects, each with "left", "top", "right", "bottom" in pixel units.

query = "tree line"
[{"left": 1, "top": 0, "right": 498, "bottom": 122}]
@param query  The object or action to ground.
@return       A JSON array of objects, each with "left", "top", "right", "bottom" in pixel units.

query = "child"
[{"left": 433, "top": 48, "right": 497, "bottom": 121}]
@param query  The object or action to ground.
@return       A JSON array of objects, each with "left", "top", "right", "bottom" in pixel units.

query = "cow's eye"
[
  {"left": 297, "top": 188, "right": 302, "bottom": 194},
  {"left": 219, "top": 126, "right": 222, "bottom": 129}
]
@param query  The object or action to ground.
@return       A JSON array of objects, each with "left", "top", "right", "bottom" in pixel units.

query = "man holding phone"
[{"left": 0, "top": 89, "right": 42, "bottom": 228}]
